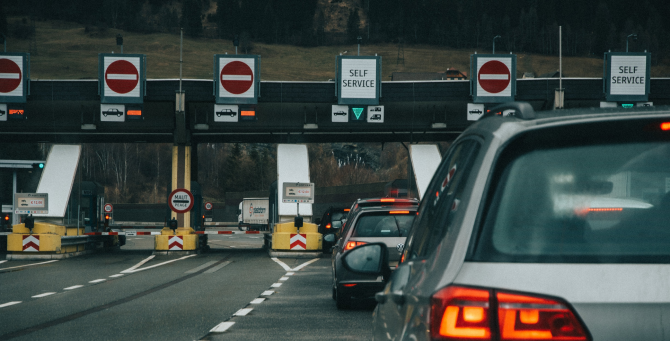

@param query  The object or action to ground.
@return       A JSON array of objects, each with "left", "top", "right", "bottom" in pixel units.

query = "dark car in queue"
[
  {"left": 327, "top": 197, "right": 418, "bottom": 309},
  {"left": 316, "top": 206, "right": 349, "bottom": 253},
  {"left": 338, "top": 102, "right": 670, "bottom": 341}
]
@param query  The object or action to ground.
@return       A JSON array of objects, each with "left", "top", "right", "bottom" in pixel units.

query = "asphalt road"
[{"left": 0, "top": 234, "right": 375, "bottom": 341}]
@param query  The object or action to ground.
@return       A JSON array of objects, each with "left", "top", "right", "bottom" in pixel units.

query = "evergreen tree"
[
  {"left": 181, "top": 0, "right": 203, "bottom": 38},
  {"left": 347, "top": 9, "right": 360, "bottom": 44}
]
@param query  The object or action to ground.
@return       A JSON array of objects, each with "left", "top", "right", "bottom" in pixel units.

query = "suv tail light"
[
  {"left": 326, "top": 223, "right": 332, "bottom": 229},
  {"left": 344, "top": 241, "right": 366, "bottom": 251},
  {"left": 431, "top": 286, "right": 590, "bottom": 341}
]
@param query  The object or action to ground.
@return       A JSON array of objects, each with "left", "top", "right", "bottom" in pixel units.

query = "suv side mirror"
[
  {"left": 341, "top": 243, "right": 390, "bottom": 277},
  {"left": 331, "top": 220, "right": 342, "bottom": 229},
  {"left": 324, "top": 234, "right": 336, "bottom": 243}
]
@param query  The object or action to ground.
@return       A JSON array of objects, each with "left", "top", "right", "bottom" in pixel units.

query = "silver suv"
[{"left": 341, "top": 102, "right": 670, "bottom": 341}]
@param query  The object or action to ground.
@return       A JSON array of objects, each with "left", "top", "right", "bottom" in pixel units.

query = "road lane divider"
[
  {"left": 250, "top": 298, "right": 265, "bottom": 304},
  {"left": 0, "top": 301, "right": 21, "bottom": 308},
  {"left": 89, "top": 279, "right": 106, "bottom": 283},
  {"left": 32, "top": 292, "right": 56, "bottom": 298},
  {"left": 0, "top": 260, "right": 59, "bottom": 273},
  {"left": 233, "top": 308, "right": 253, "bottom": 316},
  {"left": 271, "top": 283, "right": 282, "bottom": 288},
  {"left": 261, "top": 290, "right": 274, "bottom": 296},
  {"left": 210, "top": 322, "right": 235, "bottom": 333},
  {"left": 109, "top": 274, "right": 124, "bottom": 278},
  {"left": 121, "top": 254, "right": 197, "bottom": 274},
  {"left": 63, "top": 285, "right": 84, "bottom": 290},
  {"left": 121, "top": 255, "right": 155, "bottom": 273},
  {"left": 271, "top": 257, "right": 319, "bottom": 272}
]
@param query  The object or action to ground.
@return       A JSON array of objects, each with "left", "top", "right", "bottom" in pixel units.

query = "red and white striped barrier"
[
  {"left": 194, "top": 231, "right": 261, "bottom": 235},
  {"left": 22, "top": 235, "right": 40, "bottom": 252},
  {"left": 85, "top": 231, "right": 161, "bottom": 236},
  {"left": 85, "top": 231, "right": 262, "bottom": 236},
  {"left": 290, "top": 234, "right": 307, "bottom": 250},
  {"left": 168, "top": 236, "right": 183, "bottom": 250}
]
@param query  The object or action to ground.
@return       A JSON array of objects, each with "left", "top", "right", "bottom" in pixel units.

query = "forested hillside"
[{"left": 2, "top": 0, "right": 668, "bottom": 60}]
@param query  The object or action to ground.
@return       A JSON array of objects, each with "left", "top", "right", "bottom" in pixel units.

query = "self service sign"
[
  {"left": 604, "top": 52, "right": 650, "bottom": 102},
  {"left": 336, "top": 56, "right": 381, "bottom": 105}
]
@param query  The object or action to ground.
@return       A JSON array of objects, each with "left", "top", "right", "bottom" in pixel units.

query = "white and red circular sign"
[
  {"left": 477, "top": 59, "right": 511, "bottom": 94},
  {"left": 104, "top": 57, "right": 140, "bottom": 96},
  {"left": 168, "top": 188, "right": 194, "bottom": 214},
  {"left": 0, "top": 57, "right": 23, "bottom": 95},
  {"left": 103, "top": 203, "right": 114, "bottom": 213},
  {"left": 204, "top": 202, "right": 213, "bottom": 211},
  {"left": 219, "top": 58, "right": 255, "bottom": 97}
]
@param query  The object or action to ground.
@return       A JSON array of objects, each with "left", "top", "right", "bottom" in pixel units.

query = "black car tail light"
[{"left": 431, "top": 285, "right": 590, "bottom": 341}]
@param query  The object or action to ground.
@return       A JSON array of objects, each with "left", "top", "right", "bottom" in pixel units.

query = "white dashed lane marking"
[
  {"left": 210, "top": 322, "right": 235, "bottom": 333},
  {"left": 64, "top": 285, "right": 84, "bottom": 290},
  {"left": 261, "top": 290, "right": 274, "bottom": 296},
  {"left": 89, "top": 279, "right": 106, "bottom": 283},
  {"left": 32, "top": 292, "right": 56, "bottom": 298},
  {"left": 250, "top": 298, "right": 265, "bottom": 304},
  {"left": 0, "top": 301, "right": 21, "bottom": 308},
  {"left": 234, "top": 308, "right": 253, "bottom": 316}
]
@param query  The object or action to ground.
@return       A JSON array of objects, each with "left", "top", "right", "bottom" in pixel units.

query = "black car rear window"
[{"left": 351, "top": 212, "right": 415, "bottom": 238}]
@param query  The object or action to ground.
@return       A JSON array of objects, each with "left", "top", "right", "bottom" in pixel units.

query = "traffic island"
[
  {"left": 154, "top": 227, "right": 199, "bottom": 255},
  {"left": 6, "top": 221, "right": 116, "bottom": 260},
  {"left": 268, "top": 221, "right": 323, "bottom": 258}
]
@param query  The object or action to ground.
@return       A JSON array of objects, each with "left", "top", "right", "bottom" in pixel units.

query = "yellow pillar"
[{"left": 171, "top": 145, "right": 191, "bottom": 229}]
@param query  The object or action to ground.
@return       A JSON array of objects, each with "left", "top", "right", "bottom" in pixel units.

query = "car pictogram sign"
[
  {"left": 105, "top": 59, "right": 139, "bottom": 95},
  {"left": 168, "top": 188, "right": 194, "bottom": 214},
  {"left": 104, "top": 203, "right": 113, "bottom": 213},
  {"left": 0, "top": 58, "right": 22, "bottom": 95},
  {"left": 478, "top": 60, "right": 511, "bottom": 94},
  {"left": 205, "top": 202, "right": 213, "bottom": 211},
  {"left": 220, "top": 60, "right": 253, "bottom": 95}
]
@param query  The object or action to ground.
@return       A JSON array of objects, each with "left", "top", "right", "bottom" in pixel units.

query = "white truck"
[{"left": 237, "top": 198, "right": 270, "bottom": 231}]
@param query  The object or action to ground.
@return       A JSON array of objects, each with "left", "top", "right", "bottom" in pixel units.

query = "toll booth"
[{"left": 69, "top": 181, "right": 105, "bottom": 232}]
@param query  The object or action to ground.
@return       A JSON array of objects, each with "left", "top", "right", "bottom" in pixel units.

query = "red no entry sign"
[
  {"left": 105, "top": 59, "right": 139, "bottom": 94},
  {"left": 478, "top": 60, "right": 511, "bottom": 94},
  {"left": 220, "top": 60, "right": 254, "bottom": 95},
  {"left": 0, "top": 58, "right": 22, "bottom": 94}
]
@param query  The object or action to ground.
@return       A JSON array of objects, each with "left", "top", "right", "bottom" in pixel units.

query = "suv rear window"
[
  {"left": 351, "top": 212, "right": 415, "bottom": 238},
  {"left": 473, "top": 134, "right": 670, "bottom": 263}
]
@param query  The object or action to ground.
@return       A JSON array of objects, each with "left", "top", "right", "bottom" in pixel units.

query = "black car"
[
  {"left": 326, "top": 197, "right": 418, "bottom": 309},
  {"left": 102, "top": 108, "right": 123, "bottom": 117},
  {"left": 0, "top": 109, "right": 5, "bottom": 116},
  {"left": 315, "top": 206, "right": 349, "bottom": 252},
  {"left": 216, "top": 109, "right": 236, "bottom": 117},
  {"left": 333, "top": 111, "right": 347, "bottom": 116}
]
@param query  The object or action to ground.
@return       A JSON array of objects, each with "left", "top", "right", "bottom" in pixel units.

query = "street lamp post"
[
  {"left": 357, "top": 36, "right": 362, "bottom": 56},
  {"left": 493, "top": 35, "right": 501, "bottom": 54},
  {"left": 626, "top": 34, "right": 637, "bottom": 52}
]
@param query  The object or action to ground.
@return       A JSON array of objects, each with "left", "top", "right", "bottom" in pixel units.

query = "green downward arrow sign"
[{"left": 352, "top": 107, "right": 364, "bottom": 119}]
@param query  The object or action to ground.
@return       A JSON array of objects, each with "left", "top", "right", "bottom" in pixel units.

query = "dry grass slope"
[{"left": 6, "top": 17, "right": 670, "bottom": 81}]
